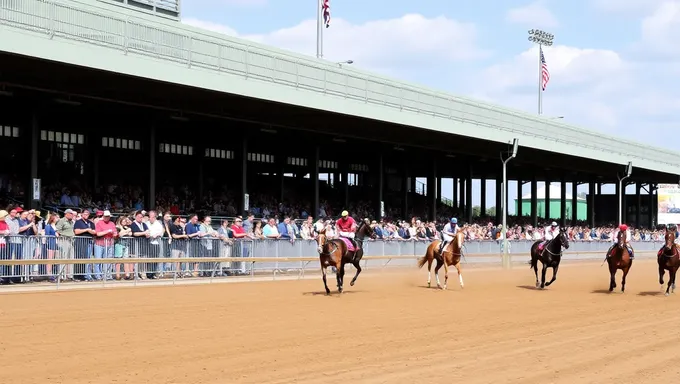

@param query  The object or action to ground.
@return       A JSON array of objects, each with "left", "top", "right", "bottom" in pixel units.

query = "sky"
[{"left": 180, "top": 0, "right": 679, "bottom": 214}]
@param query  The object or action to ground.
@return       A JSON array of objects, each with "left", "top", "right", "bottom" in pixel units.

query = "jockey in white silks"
[{"left": 439, "top": 217, "right": 459, "bottom": 254}]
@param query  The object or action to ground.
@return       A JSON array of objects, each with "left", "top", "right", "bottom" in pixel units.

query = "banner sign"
[{"left": 657, "top": 184, "right": 680, "bottom": 225}]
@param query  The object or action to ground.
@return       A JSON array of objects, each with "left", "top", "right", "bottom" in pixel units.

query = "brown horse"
[
  {"left": 315, "top": 220, "right": 375, "bottom": 295},
  {"left": 658, "top": 225, "right": 680, "bottom": 296},
  {"left": 604, "top": 230, "right": 633, "bottom": 293},
  {"left": 417, "top": 231, "right": 465, "bottom": 290}
]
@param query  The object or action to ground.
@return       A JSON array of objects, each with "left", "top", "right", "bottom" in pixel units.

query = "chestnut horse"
[
  {"left": 529, "top": 228, "right": 569, "bottom": 289},
  {"left": 417, "top": 231, "right": 465, "bottom": 290},
  {"left": 315, "top": 220, "right": 375, "bottom": 295},
  {"left": 604, "top": 230, "right": 633, "bottom": 293},
  {"left": 658, "top": 225, "right": 680, "bottom": 296}
]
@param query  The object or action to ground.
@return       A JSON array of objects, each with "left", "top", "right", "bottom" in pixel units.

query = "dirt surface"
[{"left": 2, "top": 259, "right": 680, "bottom": 384}]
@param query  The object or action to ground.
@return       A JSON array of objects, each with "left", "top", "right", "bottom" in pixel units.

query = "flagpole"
[
  {"left": 320, "top": 0, "right": 324, "bottom": 59},
  {"left": 527, "top": 29, "right": 554, "bottom": 116},
  {"left": 538, "top": 45, "right": 542, "bottom": 115},
  {"left": 316, "top": 0, "right": 321, "bottom": 58}
]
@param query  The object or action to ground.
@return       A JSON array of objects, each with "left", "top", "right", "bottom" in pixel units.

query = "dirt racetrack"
[{"left": 2, "top": 259, "right": 680, "bottom": 383}]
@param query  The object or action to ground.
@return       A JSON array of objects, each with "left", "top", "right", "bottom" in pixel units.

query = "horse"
[
  {"left": 658, "top": 225, "right": 680, "bottom": 296},
  {"left": 315, "top": 219, "right": 375, "bottom": 295},
  {"left": 529, "top": 227, "right": 569, "bottom": 289},
  {"left": 417, "top": 230, "right": 465, "bottom": 290},
  {"left": 604, "top": 229, "right": 633, "bottom": 293}
]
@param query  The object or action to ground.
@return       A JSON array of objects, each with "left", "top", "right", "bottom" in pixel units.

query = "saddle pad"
[{"left": 340, "top": 237, "right": 355, "bottom": 251}]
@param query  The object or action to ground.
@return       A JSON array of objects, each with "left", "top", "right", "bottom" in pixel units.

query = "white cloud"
[
  {"left": 638, "top": 1, "right": 680, "bottom": 57},
  {"left": 592, "top": 0, "right": 665, "bottom": 14},
  {"left": 505, "top": 1, "right": 559, "bottom": 28},
  {"left": 182, "top": 14, "right": 487, "bottom": 74}
]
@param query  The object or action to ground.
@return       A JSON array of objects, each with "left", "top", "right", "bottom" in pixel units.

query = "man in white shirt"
[{"left": 147, "top": 210, "right": 165, "bottom": 278}]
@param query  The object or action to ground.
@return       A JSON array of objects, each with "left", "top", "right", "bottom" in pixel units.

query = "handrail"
[{"left": 1, "top": 0, "right": 679, "bottom": 169}]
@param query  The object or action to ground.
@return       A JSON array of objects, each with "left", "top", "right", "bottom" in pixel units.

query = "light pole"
[
  {"left": 336, "top": 60, "right": 354, "bottom": 67},
  {"left": 618, "top": 161, "right": 633, "bottom": 225},
  {"left": 528, "top": 29, "right": 554, "bottom": 115},
  {"left": 501, "top": 138, "right": 519, "bottom": 269}
]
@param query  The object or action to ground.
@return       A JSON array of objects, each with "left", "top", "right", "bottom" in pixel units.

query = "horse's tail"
[
  {"left": 417, "top": 244, "right": 432, "bottom": 269},
  {"left": 417, "top": 255, "right": 428, "bottom": 269},
  {"left": 529, "top": 246, "right": 538, "bottom": 269}
]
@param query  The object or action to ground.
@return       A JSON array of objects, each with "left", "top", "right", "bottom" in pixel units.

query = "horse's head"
[
  {"left": 454, "top": 230, "right": 465, "bottom": 247},
  {"left": 558, "top": 227, "right": 569, "bottom": 249},
  {"left": 357, "top": 220, "right": 376, "bottom": 240},
  {"left": 665, "top": 225, "right": 676, "bottom": 250},
  {"left": 316, "top": 228, "right": 327, "bottom": 254}
]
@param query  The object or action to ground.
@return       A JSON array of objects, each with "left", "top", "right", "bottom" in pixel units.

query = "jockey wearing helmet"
[
  {"left": 608, "top": 224, "right": 634, "bottom": 259},
  {"left": 439, "top": 218, "right": 459, "bottom": 254},
  {"left": 336, "top": 210, "right": 358, "bottom": 247}
]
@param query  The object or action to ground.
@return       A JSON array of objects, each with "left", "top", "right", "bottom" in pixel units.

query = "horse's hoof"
[
  {"left": 350, "top": 281, "right": 355, "bottom": 287},
  {"left": 443, "top": 285, "right": 447, "bottom": 290},
  {"left": 427, "top": 282, "right": 431, "bottom": 288},
  {"left": 535, "top": 282, "right": 540, "bottom": 288},
  {"left": 665, "top": 292, "right": 670, "bottom": 297}
]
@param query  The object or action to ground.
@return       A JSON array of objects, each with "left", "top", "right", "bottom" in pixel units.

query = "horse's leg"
[
  {"left": 666, "top": 267, "right": 675, "bottom": 296},
  {"left": 426, "top": 254, "right": 433, "bottom": 288},
  {"left": 540, "top": 262, "right": 548, "bottom": 289},
  {"left": 434, "top": 257, "right": 443, "bottom": 289},
  {"left": 531, "top": 251, "right": 539, "bottom": 288},
  {"left": 608, "top": 263, "right": 616, "bottom": 292},
  {"left": 337, "top": 262, "right": 346, "bottom": 294},
  {"left": 442, "top": 256, "right": 450, "bottom": 290},
  {"left": 350, "top": 259, "right": 362, "bottom": 287},
  {"left": 659, "top": 264, "right": 666, "bottom": 292},
  {"left": 671, "top": 267, "right": 678, "bottom": 295},
  {"left": 545, "top": 263, "right": 559, "bottom": 286},
  {"left": 621, "top": 266, "right": 630, "bottom": 293},
  {"left": 455, "top": 262, "right": 464, "bottom": 289},
  {"left": 321, "top": 263, "right": 330, "bottom": 295}
]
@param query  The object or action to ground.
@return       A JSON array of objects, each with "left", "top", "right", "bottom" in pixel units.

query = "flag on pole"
[
  {"left": 540, "top": 47, "right": 550, "bottom": 91},
  {"left": 322, "top": 0, "right": 330, "bottom": 28}
]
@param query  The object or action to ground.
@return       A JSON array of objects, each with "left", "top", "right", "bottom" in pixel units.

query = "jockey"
[
  {"left": 538, "top": 221, "right": 559, "bottom": 251},
  {"left": 336, "top": 210, "right": 358, "bottom": 249},
  {"left": 439, "top": 217, "right": 459, "bottom": 254},
  {"left": 544, "top": 222, "right": 559, "bottom": 240},
  {"left": 608, "top": 224, "right": 634, "bottom": 259}
]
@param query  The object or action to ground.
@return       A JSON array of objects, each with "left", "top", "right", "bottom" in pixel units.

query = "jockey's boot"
[
  {"left": 627, "top": 245, "right": 635, "bottom": 259},
  {"left": 439, "top": 241, "right": 447, "bottom": 255}
]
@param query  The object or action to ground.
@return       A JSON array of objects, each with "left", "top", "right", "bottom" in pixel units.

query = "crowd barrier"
[{"left": 0, "top": 236, "right": 664, "bottom": 289}]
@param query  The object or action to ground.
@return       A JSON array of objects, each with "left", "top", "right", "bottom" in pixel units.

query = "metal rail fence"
[{"left": 0, "top": 235, "right": 664, "bottom": 290}]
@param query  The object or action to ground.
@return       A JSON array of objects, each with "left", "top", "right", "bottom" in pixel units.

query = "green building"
[{"left": 514, "top": 185, "right": 587, "bottom": 220}]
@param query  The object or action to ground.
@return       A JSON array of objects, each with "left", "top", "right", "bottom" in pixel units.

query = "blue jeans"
[{"left": 93, "top": 245, "right": 114, "bottom": 279}]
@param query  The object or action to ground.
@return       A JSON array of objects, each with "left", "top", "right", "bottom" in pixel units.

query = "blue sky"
[{"left": 181, "top": 0, "right": 679, "bottom": 213}]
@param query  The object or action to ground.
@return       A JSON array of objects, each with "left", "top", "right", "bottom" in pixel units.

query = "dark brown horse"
[
  {"left": 315, "top": 219, "right": 375, "bottom": 295},
  {"left": 604, "top": 230, "right": 633, "bottom": 293},
  {"left": 658, "top": 225, "right": 680, "bottom": 296},
  {"left": 529, "top": 228, "right": 569, "bottom": 289},
  {"left": 417, "top": 231, "right": 465, "bottom": 290}
]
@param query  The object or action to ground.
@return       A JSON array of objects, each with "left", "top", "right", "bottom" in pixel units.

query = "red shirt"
[
  {"left": 95, "top": 219, "right": 118, "bottom": 247},
  {"left": 230, "top": 224, "right": 246, "bottom": 238},
  {"left": 0, "top": 221, "right": 8, "bottom": 247},
  {"left": 336, "top": 216, "right": 356, "bottom": 232}
]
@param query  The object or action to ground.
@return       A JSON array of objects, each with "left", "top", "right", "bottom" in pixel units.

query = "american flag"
[
  {"left": 540, "top": 47, "right": 550, "bottom": 91},
  {"left": 322, "top": 0, "right": 330, "bottom": 28}
]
